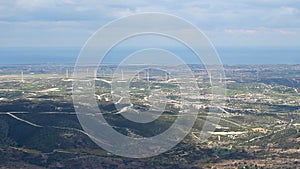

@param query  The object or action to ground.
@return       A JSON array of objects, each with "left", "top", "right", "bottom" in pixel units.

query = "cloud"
[
  {"left": 224, "top": 29, "right": 257, "bottom": 34},
  {"left": 0, "top": 0, "right": 300, "bottom": 47},
  {"left": 273, "top": 29, "right": 297, "bottom": 35},
  {"left": 15, "top": 0, "right": 54, "bottom": 10},
  {"left": 1, "top": 0, "right": 300, "bottom": 28}
]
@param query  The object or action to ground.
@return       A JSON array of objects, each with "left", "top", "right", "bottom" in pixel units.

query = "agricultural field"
[{"left": 0, "top": 64, "right": 299, "bottom": 168}]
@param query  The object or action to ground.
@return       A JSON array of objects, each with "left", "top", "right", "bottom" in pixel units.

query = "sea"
[{"left": 0, "top": 46, "right": 299, "bottom": 65}]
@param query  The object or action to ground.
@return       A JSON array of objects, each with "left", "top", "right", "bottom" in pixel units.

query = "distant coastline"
[{"left": 0, "top": 46, "right": 299, "bottom": 65}]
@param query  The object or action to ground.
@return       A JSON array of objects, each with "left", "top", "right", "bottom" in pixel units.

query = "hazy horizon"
[{"left": 0, "top": 46, "right": 299, "bottom": 65}]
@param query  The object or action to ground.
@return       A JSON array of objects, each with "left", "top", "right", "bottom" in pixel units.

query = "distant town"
[{"left": 0, "top": 64, "right": 299, "bottom": 168}]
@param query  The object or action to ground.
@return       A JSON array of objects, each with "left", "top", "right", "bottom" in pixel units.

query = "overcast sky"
[{"left": 0, "top": 0, "right": 299, "bottom": 48}]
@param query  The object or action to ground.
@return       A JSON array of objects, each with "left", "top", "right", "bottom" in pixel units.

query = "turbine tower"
[
  {"left": 94, "top": 69, "right": 97, "bottom": 79},
  {"left": 21, "top": 71, "right": 24, "bottom": 83},
  {"left": 146, "top": 70, "right": 150, "bottom": 82},
  {"left": 66, "top": 69, "right": 69, "bottom": 79}
]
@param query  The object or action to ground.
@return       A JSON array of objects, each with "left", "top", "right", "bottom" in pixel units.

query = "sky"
[{"left": 0, "top": 0, "right": 299, "bottom": 64}]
